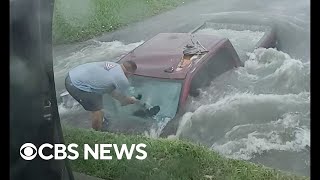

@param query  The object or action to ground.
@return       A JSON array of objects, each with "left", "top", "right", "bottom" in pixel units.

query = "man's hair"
[{"left": 123, "top": 60, "right": 137, "bottom": 73}]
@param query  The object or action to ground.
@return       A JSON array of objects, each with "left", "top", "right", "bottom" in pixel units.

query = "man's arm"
[{"left": 111, "top": 90, "right": 136, "bottom": 106}]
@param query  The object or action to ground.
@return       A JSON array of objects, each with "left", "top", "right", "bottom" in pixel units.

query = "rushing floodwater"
[{"left": 54, "top": 0, "right": 310, "bottom": 177}]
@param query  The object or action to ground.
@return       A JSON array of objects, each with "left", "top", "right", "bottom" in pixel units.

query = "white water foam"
[
  {"left": 144, "top": 117, "right": 172, "bottom": 139},
  {"left": 185, "top": 48, "right": 309, "bottom": 111},
  {"left": 58, "top": 102, "right": 82, "bottom": 116},
  {"left": 175, "top": 47, "right": 310, "bottom": 163},
  {"left": 195, "top": 28, "right": 265, "bottom": 60},
  {"left": 211, "top": 112, "right": 310, "bottom": 160}
]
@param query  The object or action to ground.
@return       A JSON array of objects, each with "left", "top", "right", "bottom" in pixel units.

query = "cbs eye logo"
[{"left": 20, "top": 143, "right": 37, "bottom": 160}]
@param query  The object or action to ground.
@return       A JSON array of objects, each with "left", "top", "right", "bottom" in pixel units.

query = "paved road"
[{"left": 53, "top": 0, "right": 293, "bottom": 56}]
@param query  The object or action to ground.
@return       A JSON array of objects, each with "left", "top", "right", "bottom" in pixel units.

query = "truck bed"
[{"left": 190, "top": 22, "right": 276, "bottom": 61}]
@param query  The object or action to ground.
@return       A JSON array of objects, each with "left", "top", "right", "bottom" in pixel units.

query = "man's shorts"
[{"left": 65, "top": 74, "right": 103, "bottom": 112}]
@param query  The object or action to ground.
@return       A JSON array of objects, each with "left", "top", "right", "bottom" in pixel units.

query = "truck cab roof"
[{"left": 118, "top": 33, "right": 237, "bottom": 79}]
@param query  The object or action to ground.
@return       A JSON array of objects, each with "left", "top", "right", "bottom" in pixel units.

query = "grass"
[
  {"left": 63, "top": 126, "right": 309, "bottom": 180},
  {"left": 52, "top": 0, "right": 189, "bottom": 45}
]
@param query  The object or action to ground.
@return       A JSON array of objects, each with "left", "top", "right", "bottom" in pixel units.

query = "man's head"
[{"left": 121, "top": 60, "right": 137, "bottom": 77}]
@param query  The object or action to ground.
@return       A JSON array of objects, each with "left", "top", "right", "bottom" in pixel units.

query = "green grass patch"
[
  {"left": 63, "top": 126, "right": 309, "bottom": 180},
  {"left": 52, "top": 0, "right": 189, "bottom": 45}
]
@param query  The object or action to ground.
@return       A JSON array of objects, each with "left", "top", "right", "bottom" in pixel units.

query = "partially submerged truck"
[{"left": 60, "top": 21, "right": 277, "bottom": 136}]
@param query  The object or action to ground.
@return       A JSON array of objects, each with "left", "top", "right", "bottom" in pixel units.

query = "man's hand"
[
  {"left": 127, "top": 96, "right": 138, "bottom": 104},
  {"left": 111, "top": 90, "right": 138, "bottom": 106},
  {"left": 121, "top": 96, "right": 137, "bottom": 106}
]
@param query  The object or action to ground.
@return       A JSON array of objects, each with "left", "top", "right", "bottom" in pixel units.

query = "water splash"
[
  {"left": 175, "top": 47, "right": 309, "bottom": 175},
  {"left": 195, "top": 27, "right": 265, "bottom": 60},
  {"left": 211, "top": 112, "right": 310, "bottom": 160}
]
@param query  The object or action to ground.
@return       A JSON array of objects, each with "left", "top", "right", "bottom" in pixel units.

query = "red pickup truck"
[{"left": 61, "top": 22, "right": 277, "bottom": 136}]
